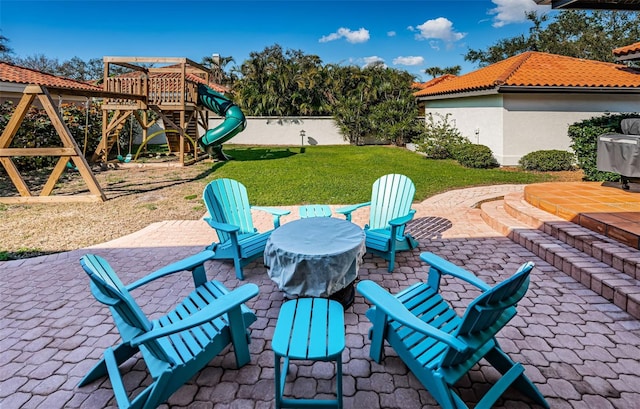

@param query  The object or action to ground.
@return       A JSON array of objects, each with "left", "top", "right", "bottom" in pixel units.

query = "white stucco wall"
[
  {"left": 144, "top": 116, "right": 346, "bottom": 146},
  {"left": 501, "top": 94, "right": 640, "bottom": 165},
  {"left": 424, "top": 92, "right": 640, "bottom": 166},
  {"left": 210, "top": 116, "right": 347, "bottom": 146}
]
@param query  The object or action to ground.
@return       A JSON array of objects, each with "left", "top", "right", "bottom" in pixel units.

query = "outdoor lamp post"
[{"left": 300, "top": 129, "right": 306, "bottom": 153}]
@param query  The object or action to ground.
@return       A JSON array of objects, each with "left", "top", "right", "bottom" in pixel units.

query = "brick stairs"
[{"left": 480, "top": 191, "right": 640, "bottom": 320}]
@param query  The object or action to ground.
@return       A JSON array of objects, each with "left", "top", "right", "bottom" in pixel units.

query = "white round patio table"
[{"left": 264, "top": 217, "right": 365, "bottom": 299}]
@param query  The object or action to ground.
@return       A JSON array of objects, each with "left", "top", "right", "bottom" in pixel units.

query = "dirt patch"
[
  {"left": 548, "top": 169, "right": 585, "bottom": 182},
  {"left": 0, "top": 161, "right": 216, "bottom": 259},
  {"left": 500, "top": 167, "right": 585, "bottom": 182}
]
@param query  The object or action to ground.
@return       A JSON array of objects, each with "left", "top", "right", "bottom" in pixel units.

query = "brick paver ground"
[{"left": 2, "top": 184, "right": 640, "bottom": 408}]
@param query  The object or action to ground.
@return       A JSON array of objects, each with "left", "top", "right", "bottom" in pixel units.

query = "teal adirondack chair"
[
  {"left": 78, "top": 251, "right": 259, "bottom": 409},
  {"left": 336, "top": 174, "right": 418, "bottom": 272},
  {"left": 299, "top": 204, "right": 332, "bottom": 218},
  {"left": 357, "top": 252, "right": 549, "bottom": 409},
  {"left": 203, "top": 178, "right": 291, "bottom": 280}
]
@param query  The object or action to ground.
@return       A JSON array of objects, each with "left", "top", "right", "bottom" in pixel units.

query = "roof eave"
[
  {"left": 536, "top": 0, "right": 640, "bottom": 9},
  {"left": 498, "top": 85, "right": 640, "bottom": 94},
  {"left": 415, "top": 88, "right": 499, "bottom": 101},
  {"left": 615, "top": 52, "right": 640, "bottom": 62},
  {"left": 0, "top": 81, "right": 29, "bottom": 93},
  {"left": 416, "top": 85, "right": 640, "bottom": 100}
]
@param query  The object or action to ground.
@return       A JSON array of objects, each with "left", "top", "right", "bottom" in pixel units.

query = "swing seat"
[{"left": 117, "top": 154, "right": 132, "bottom": 163}]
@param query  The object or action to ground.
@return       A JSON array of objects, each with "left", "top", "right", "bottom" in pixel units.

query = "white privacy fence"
[
  {"left": 216, "top": 116, "right": 348, "bottom": 146},
  {"left": 140, "top": 116, "right": 348, "bottom": 146}
]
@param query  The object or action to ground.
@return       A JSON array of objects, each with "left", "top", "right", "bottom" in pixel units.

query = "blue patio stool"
[{"left": 272, "top": 298, "right": 345, "bottom": 408}]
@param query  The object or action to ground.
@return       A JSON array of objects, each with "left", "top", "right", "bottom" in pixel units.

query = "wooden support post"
[
  {"left": 0, "top": 157, "right": 32, "bottom": 196},
  {"left": 179, "top": 110, "right": 185, "bottom": 166},
  {"left": 0, "top": 90, "right": 37, "bottom": 148},
  {"left": 0, "top": 89, "right": 39, "bottom": 197}
]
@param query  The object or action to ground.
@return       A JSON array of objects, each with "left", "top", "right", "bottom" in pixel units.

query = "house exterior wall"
[
  {"left": 424, "top": 92, "right": 640, "bottom": 166},
  {"left": 0, "top": 82, "right": 90, "bottom": 106},
  {"left": 424, "top": 94, "right": 505, "bottom": 162},
  {"left": 501, "top": 93, "right": 640, "bottom": 165}
]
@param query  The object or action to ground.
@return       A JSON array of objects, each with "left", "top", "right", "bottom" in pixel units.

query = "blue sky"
[{"left": 0, "top": 0, "right": 553, "bottom": 81}]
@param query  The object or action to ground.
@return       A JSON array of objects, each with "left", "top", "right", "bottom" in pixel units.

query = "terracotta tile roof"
[
  {"left": 613, "top": 42, "right": 640, "bottom": 58},
  {"left": 613, "top": 42, "right": 640, "bottom": 56},
  {"left": 186, "top": 73, "right": 227, "bottom": 93},
  {"left": 0, "top": 61, "right": 102, "bottom": 91},
  {"left": 414, "top": 74, "right": 456, "bottom": 89},
  {"left": 415, "top": 51, "right": 640, "bottom": 98}
]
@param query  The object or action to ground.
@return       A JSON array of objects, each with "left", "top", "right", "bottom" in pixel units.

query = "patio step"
[
  {"left": 503, "top": 192, "right": 640, "bottom": 276},
  {"left": 480, "top": 194, "right": 640, "bottom": 320}
]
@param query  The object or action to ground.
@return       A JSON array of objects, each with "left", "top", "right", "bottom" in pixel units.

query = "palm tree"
[
  {"left": 201, "top": 54, "right": 236, "bottom": 86},
  {"left": 424, "top": 65, "right": 461, "bottom": 78}
]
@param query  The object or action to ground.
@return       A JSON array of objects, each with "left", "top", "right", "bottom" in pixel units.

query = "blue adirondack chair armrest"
[
  {"left": 357, "top": 280, "right": 469, "bottom": 353},
  {"left": 335, "top": 201, "right": 371, "bottom": 221},
  {"left": 420, "top": 252, "right": 492, "bottom": 291},
  {"left": 388, "top": 209, "right": 416, "bottom": 230},
  {"left": 250, "top": 206, "right": 291, "bottom": 228},
  {"left": 204, "top": 218, "right": 241, "bottom": 233},
  {"left": 127, "top": 250, "right": 217, "bottom": 291},
  {"left": 131, "top": 283, "right": 260, "bottom": 346}
]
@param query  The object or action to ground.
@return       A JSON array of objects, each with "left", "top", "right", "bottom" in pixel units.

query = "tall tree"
[
  {"left": 0, "top": 33, "right": 13, "bottom": 62},
  {"left": 201, "top": 54, "right": 236, "bottom": 86},
  {"left": 58, "top": 57, "right": 103, "bottom": 81},
  {"left": 465, "top": 10, "right": 640, "bottom": 66},
  {"left": 234, "top": 44, "right": 329, "bottom": 116},
  {"left": 331, "top": 64, "right": 420, "bottom": 145},
  {"left": 14, "top": 54, "right": 60, "bottom": 74}
]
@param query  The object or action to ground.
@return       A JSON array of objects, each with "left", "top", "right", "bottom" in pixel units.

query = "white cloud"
[
  {"left": 393, "top": 56, "right": 424, "bottom": 66},
  {"left": 489, "top": 0, "right": 544, "bottom": 28},
  {"left": 414, "top": 17, "right": 466, "bottom": 43},
  {"left": 319, "top": 27, "right": 370, "bottom": 44},
  {"left": 387, "top": 31, "right": 397, "bottom": 37},
  {"left": 363, "top": 56, "right": 385, "bottom": 67}
]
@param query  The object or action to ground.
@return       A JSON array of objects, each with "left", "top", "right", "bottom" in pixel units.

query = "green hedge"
[
  {"left": 568, "top": 113, "right": 639, "bottom": 181},
  {"left": 519, "top": 150, "right": 575, "bottom": 171},
  {"left": 452, "top": 144, "right": 499, "bottom": 169}
]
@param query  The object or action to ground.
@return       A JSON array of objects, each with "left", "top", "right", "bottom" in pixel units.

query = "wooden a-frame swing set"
[
  {"left": 1, "top": 57, "right": 218, "bottom": 204},
  {"left": 0, "top": 84, "right": 109, "bottom": 203}
]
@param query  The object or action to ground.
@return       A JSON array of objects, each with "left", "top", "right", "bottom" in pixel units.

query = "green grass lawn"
[{"left": 203, "top": 145, "right": 558, "bottom": 206}]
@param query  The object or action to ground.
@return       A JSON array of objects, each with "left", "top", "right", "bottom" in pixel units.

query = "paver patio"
[{"left": 2, "top": 184, "right": 640, "bottom": 409}]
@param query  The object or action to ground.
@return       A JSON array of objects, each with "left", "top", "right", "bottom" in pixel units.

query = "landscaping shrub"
[
  {"left": 519, "top": 150, "right": 575, "bottom": 171},
  {"left": 413, "top": 113, "right": 470, "bottom": 159},
  {"left": 568, "top": 113, "right": 639, "bottom": 181},
  {"left": 452, "top": 143, "right": 499, "bottom": 169}
]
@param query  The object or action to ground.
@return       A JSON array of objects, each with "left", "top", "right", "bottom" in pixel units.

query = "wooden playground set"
[{"left": 0, "top": 57, "right": 241, "bottom": 204}]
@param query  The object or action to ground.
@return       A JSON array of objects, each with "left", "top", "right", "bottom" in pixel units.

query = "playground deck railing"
[{"left": 104, "top": 76, "right": 199, "bottom": 108}]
